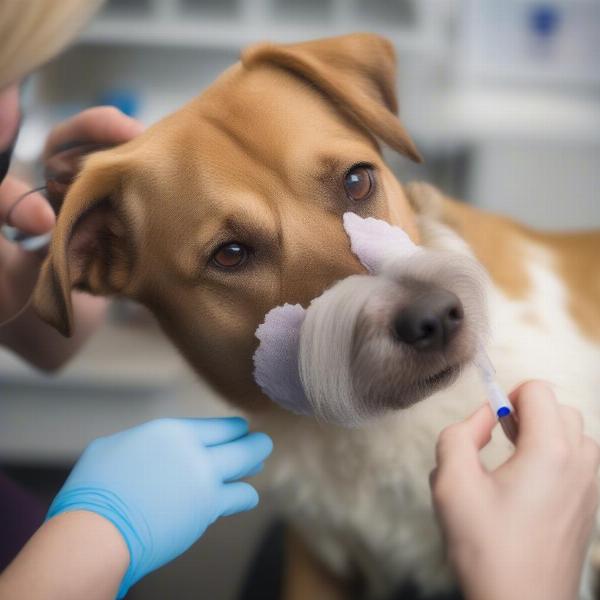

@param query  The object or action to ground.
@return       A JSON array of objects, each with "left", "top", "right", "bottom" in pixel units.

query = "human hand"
[
  {"left": 431, "top": 381, "right": 600, "bottom": 600},
  {"left": 42, "top": 106, "right": 144, "bottom": 212},
  {"left": 47, "top": 417, "right": 273, "bottom": 598},
  {"left": 0, "top": 106, "right": 143, "bottom": 324},
  {"left": 0, "top": 176, "right": 53, "bottom": 321}
]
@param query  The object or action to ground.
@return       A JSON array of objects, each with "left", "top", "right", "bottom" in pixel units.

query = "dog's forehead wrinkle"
[
  {"left": 199, "top": 111, "right": 281, "bottom": 176},
  {"left": 199, "top": 65, "right": 381, "bottom": 176},
  {"left": 237, "top": 54, "right": 388, "bottom": 154},
  {"left": 182, "top": 117, "right": 310, "bottom": 208}
]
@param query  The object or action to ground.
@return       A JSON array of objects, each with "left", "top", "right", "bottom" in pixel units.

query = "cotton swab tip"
[{"left": 475, "top": 346, "right": 519, "bottom": 443}]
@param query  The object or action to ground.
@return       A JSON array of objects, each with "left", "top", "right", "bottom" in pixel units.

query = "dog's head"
[{"left": 33, "top": 34, "right": 483, "bottom": 415}]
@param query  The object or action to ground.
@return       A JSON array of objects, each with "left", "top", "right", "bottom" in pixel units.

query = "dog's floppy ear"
[
  {"left": 241, "top": 33, "right": 422, "bottom": 163},
  {"left": 33, "top": 156, "right": 135, "bottom": 337}
]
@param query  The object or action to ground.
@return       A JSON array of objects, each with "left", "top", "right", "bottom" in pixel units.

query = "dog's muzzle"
[{"left": 253, "top": 213, "right": 489, "bottom": 426}]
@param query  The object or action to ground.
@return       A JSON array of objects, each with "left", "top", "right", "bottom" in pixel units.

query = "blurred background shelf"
[
  {"left": 81, "top": 18, "right": 437, "bottom": 53},
  {"left": 0, "top": 316, "right": 226, "bottom": 464}
]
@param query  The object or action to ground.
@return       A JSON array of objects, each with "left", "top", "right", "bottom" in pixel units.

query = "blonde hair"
[{"left": 0, "top": 0, "right": 104, "bottom": 90}]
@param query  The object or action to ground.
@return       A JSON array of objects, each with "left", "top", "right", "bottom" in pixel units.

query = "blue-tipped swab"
[{"left": 475, "top": 347, "right": 519, "bottom": 443}]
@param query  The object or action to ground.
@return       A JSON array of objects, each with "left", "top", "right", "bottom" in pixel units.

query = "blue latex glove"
[{"left": 46, "top": 417, "right": 273, "bottom": 598}]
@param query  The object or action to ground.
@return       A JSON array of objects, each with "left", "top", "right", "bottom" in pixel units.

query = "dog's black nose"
[{"left": 393, "top": 290, "right": 464, "bottom": 351}]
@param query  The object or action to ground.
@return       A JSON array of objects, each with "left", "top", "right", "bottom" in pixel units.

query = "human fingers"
[
  {"left": 188, "top": 417, "right": 249, "bottom": 447},
  {"left": 509, "top": 380, "right": 564, "bottom": 449},
  {"left": 241, "top": 461, "right": 264, "bottom": 479},
  {"left": 207, "top": 432, "right": 273, "bottom": 482},
  {"left": 431, "top": 405, "right": 496, "bottom": 509},
  {"left": 0, "top": 84, "right": 20, "bottom": 149},
  {"left": 0, "top": 237, "right": 43, "bottom": 323},
  {"left": 219, "top": 482, "right": 260, "bottom": 517},
  {"left": 43, "top": 106, "right": 144, "bottom": 159},
  {"left": 435, "top": 404, "right": 496, "bottom": 474},
  {"left": 0, "top": 176, "right": 54, "bottom": 234},
  {"left": 557, "top": 405, "right": 584, "bottom": 446}
]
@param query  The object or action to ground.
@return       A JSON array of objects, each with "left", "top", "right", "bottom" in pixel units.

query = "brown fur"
[
  {"left": 450, "top": 202, "right": 600, "bottom": 343},
  {"left": 534, "top": 230, "right": 600, "bottom": 342},
  {"left": 283, "top": 529, "right": 350, "bottom": 600}
]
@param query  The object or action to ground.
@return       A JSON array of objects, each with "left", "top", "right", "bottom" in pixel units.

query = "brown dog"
[{"left": 34, "top": 34, "right": 600, "bottom": 599}]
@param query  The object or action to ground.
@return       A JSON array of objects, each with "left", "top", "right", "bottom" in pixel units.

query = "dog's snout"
[{"left": 393, "top": 290, "right": 464, "bottom": 351}]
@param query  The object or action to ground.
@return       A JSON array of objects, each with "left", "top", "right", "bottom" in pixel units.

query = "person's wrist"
[
  {"left": 451, "top": 542, "right": 576, "bottom": 600},
  {"left": 448, "top": 536, "right": 525, "bottom": 600},
  {"left": 47, "top": 486, "right": 146, "bottom": 598},
  {"left": 447, "top": 542, "right": 492, "bottom": 600},
  {"left": 43, "top": 510, "right": 130, "bottom": 598}
]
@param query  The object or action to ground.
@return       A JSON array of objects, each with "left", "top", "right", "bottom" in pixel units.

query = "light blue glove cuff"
[{"left": 47, "top": 486, "right": 151, "bottom": 599}]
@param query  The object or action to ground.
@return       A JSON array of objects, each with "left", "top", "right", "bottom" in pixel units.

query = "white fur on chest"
[{"left": 256, "top": 242, "right": 600, "bottom": 598}]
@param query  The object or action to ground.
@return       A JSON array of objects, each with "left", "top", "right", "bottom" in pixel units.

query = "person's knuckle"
[
  {"left": 520, "top": 380, "right": 556, "bottom": 410},
  {"left": 438, "top": 423, "right": 461, "bottom": 448},
  {"left": 525, "top": 379, "right": 553, "bottom": 397}
]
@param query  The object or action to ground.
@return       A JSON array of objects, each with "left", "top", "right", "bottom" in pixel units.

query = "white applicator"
[{"left": 475, "top": 347, "right": 519, "bottom": 443}]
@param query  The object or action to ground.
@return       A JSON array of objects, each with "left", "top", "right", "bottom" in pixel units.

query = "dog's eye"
[
  {"left": 344, "top": 164, "right": 374, "bottom": 202},
  {"left": 212, "top": 242, "right": 249, "bottom": 269}
]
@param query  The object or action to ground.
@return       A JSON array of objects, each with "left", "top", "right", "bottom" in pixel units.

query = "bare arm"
[
  {"left": 0, "top": 511, "right": 129, "bottom": 600},
  {"left": 0, "top": 417, "right": 272, "bottom": 600}
]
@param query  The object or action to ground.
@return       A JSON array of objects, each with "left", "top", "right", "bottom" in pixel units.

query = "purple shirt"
[{"left": 0, "top": 470, "right": 44, "bottom": 569}]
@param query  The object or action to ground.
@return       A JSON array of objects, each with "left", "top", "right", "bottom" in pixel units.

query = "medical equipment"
[{"left": 475, "top": 348, "right": 519, "bottom": 443}]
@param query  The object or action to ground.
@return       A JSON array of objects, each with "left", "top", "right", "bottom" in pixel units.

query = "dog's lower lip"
[{"left": 423, "top": 365, "right": 459, "bottom": 386}]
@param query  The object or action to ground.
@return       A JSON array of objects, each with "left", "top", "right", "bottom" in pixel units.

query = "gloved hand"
[{"left": 47, "top": 417, "right": 273, "bottom": 598}]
